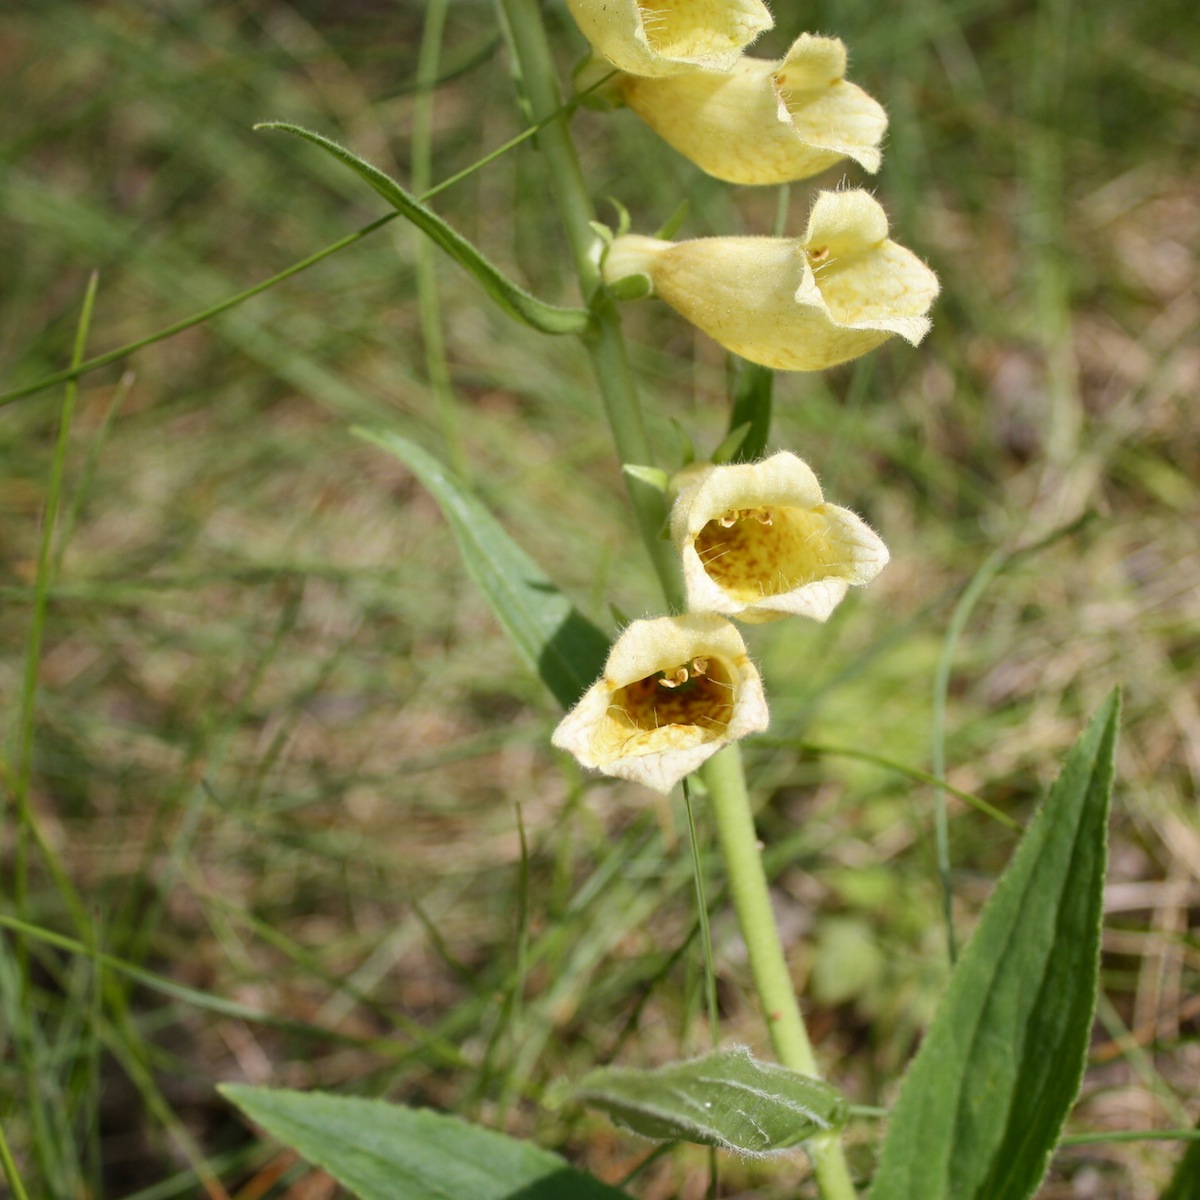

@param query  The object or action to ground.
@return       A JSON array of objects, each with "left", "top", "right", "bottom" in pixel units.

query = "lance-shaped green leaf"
[
  {"left": 257, "top": 122, "right": 590, "bottom": 336},
  {"left": 869, "top": 691, "right": 1121, "bottom": 1200},
  {"left": 573, "top": 1046, "right": 848, "bottom": 1156},
  {"left": 221, "top": 1085, "right": 630, "bottom": 1200},
  {"left": 355, "top": 429, "right": 609, "bottom": 710}
]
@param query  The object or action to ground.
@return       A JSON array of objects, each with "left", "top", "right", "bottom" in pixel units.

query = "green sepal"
[
  {"left": 621, "top": 463, "right": 669, "bottom": 494},
  {"left": 710, "top": 422, "right": 752, "bottom": 465},
  {"left": 606, "top": 273, "right": 652, "bottom": 301},
  {"left": 668, "top": 418, "right": 696, "bottom": 467},
  {"left": 654, "top": 199, "right": 690, "bottom": 241},
  {"left": 725, "top": 359, "right": 773, "bottom": 463},
  {"left": 257, "top": 122, "right": 589, "bottom": 336}
]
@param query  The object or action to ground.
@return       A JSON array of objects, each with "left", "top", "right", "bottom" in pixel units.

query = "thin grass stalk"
[{"left": 413, "top": 0, "right": 467, "bottom": 479}]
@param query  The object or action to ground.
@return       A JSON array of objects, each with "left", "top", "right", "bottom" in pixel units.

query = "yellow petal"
[
  {"left": 551, "top": 614, "right": 768, "bottom": 792},
  {"left": 670, "top": 451, "right": 889, "bottom": 622},
  {"left": 603, "top": 192, "right": 939, "bottom": 370},
  {"left": 619, "top": 34, "right": 886, "bottom": 184},
  {"left": 566, "top": 0, "right": 773, "bottom": 77}
]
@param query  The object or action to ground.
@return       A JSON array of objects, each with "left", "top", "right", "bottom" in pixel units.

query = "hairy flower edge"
[
  {"left": 565, "top": 0, "right": 773, "bottom": 78},
  {"left": 619, "top": 33, "right": 887, "bottom": 184},
  {"left": 552, "top": 613, "right": 769, "bottom": 792},
  {"left": 670, "top": 452, "right": 890, "bottom": 623}
]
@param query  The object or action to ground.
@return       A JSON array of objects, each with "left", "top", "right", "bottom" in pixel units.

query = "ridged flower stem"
[
  {"left": 496, "top": 0, "right": 682, "bottom": 611},
  {"left": 702, "top": 744, "right": 857, "bottom": 1197},
  {"left": 497, "top": 2, "right": 854, "bottom": 1195}
]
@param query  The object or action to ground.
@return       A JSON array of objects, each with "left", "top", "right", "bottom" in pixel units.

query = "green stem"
[
  {"left": 497, "top": 2, "right": 854, "bottom": 1195},
  {"left": 702, "top": 745, "right": 857, "bottom": 1199},
  {"left": 494, "top": 0, "right": 681, "bottom": 609}
]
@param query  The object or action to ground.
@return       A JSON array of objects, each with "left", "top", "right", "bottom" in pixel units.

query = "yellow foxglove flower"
[
  {"left": 618, "top": 34, "right": 886, "bottom": 184},
  {"left": 552, "top": 614, "right": 768, "bottom": 793},
  {"left": 565, "top": 0, "right": 773, "bottom": 78},
  {"left": 669, "top": 451, "right": 888, "bottom": 623},
  {"left": 602, "top": 190, "right": 939, "bottom": 370}
]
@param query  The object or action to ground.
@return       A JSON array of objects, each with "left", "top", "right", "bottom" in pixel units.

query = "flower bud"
[
  {"left": 670, "top": 451, "right": 889, "bottom": 623},
  {"left": 552, "top": 614, "right": 768, "bottom": 793},
  {"left": 565, "top": 0, "right": 773, "bottom": 78},
  {"left": 619, "top": 34, "right": 886, "bottom": 184},
  {"left": 602, "top": 190, "right": 939, "bottom": 371}
]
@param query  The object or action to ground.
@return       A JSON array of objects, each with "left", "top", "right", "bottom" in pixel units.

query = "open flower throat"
[
  {"left": 611, "top": 656, "right": 735, "bottom": 737},
  {"left": 552, "top": 615, "right": 768, "bottom": 792},
  {"left": 695, "top": 505, "right": 842, "bottom": 603}
]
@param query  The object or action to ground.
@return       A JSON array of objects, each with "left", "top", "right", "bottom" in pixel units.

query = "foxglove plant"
[{"left": 205, "top": 0, "right": 1123, "bottom": 1198}]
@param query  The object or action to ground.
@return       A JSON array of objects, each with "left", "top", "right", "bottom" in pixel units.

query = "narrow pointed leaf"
[
  {"left": 573, "top": 1046, "right": 848, "bottom": 1156},
  {"left": 355, "top": 429, "right": 609, "bottom": 709},
  {"left": 869, "top": 692, "right": 1121, "bottom": 1200},
  {"left": 258, "top": 122, "right": 589, "bottom": 335},
  {"left": 221, "top": 1085, "right": 630, "bottom": 1200}
]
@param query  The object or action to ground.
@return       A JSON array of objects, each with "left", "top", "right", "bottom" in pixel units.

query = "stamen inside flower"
[
  {"left": 695, "top": 505, "right": 844, "bottom": 601},
  {"left": 596, "top": 656, "right": 736, "bottom": 757}
]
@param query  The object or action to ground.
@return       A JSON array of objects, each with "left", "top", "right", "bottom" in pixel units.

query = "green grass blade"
[
  {"left": 868, "top": 691, "right": 1121, "bottom": 1200},
  {"left": 257, "top": 122, "right": 590, "bottom": 335},
  {"left": 354, "top": 429, "right": 610, "bottom": 708},
  {"left": 220, "top": 1086, "right": 631, "bottom": 1200},
  {"left": 0, "top": 1119, "right": 32, "bottom": 1200}
]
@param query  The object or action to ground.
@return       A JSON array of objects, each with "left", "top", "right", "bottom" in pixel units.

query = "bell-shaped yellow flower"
[
  {"left": 669, "top": 452, "right": 889, "bottom": 624},
  {"left": 552, "top": 614, "right": 768, "bottom": 793},
  {"left": 565, "top": 0, "right": 773, "bottom": 78},
  {"left": 618, "top": 34, "right": 886, "bottom": 184},
  {"left": 602, "top": 190, "right": 940, "bottom": 370}
]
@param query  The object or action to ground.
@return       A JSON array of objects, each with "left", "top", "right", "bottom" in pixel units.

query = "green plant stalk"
[
  {"left": 495, "top": 1, "right": 855, "bottom": 1195},
  {"left": 412, "top": 0, "right": 467, "bottom": 480},
  {"left": 702, "top": 745, "right": 857, "bottom": 1199},
  {"left": 494, "top": 0, "right": 681, "bottom": 610}
]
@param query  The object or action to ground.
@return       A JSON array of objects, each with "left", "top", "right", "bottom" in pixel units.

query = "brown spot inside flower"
[
  {"left": 695, "top": 505, "right": 844, "bottom": 602},
  {"left": 609, "top": 657, "right": 735, "bottom": 740}
]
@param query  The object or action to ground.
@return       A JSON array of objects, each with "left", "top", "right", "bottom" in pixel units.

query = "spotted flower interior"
[
  {"left": 695, "top": 505, "right": 846, "bottom": 602},
  {"left": 596, "top": 655, "right": 736, "bottom": 757}
]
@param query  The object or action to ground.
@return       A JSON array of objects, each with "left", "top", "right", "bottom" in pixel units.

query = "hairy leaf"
[
  {"left": 222, "top": 1085, "right": 630, "bottom": 1200},
  {"left": 355, "top": 430, "right": 609, "bottom": 709},
  {"left": 574, "top": 1046, "right": 848, "bottom": 1156},
  {"left": 258, "top": 122, "right": 590, "bottom": 335},
  {"left": 869, "top": 692, "right": 1120, "bottom": 1200}
]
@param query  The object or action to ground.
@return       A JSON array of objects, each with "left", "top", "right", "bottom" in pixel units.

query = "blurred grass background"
[{"left": 1, "top": 0, "right": 1197, "bottom": 1196}]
